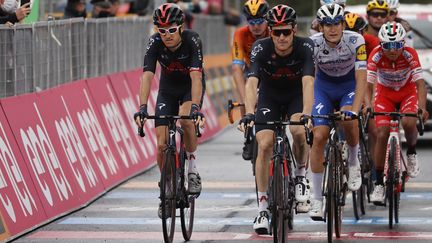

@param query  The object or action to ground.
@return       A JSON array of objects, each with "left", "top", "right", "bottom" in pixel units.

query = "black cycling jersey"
[
  {"left": 247, "top": 36, "right": 315, "bottom": 97},
  {"left": 143, "top": 29, "right": 204, "bottom": 93}
]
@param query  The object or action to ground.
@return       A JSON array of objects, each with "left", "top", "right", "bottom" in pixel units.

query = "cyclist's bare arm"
[
  {"left": 364, "top": 82, "right": 374, "bottom": 109},
  {"left": 232, "top": 64, "right": 246, "bottom": 102},
  {"left": 245, "top": 76, "right": 258, "bottom": 114},
  {"left": 416, "top": 78, "right": 428, "bottom": 121},
  {"left": 135, "top": 71, "right": 155, "bottom": 127},
  {"left": 353, "top": 69, "right": 367, "bottom": 112},
  {"left": 301, "top": 75, "right": 314, "bottom": 115},
  {"left": 190, "top": 71, "right": 203, "bottom": 105}
]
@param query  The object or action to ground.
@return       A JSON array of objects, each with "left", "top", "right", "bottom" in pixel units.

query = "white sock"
[
  {"left": 348, "top": 144, "right": 360, "bottom": 167},
  {"left": 295, "top": 165, "right": 306, "bottom": 177},
  {"left": 187, "top": 151, "right": 198, "bottom": 174},
  {"left": 311, "top": 172, "right": 323, "bottom": 200},
  {"left": 257, "top": 191, "right": 268, "bottom": 213}
]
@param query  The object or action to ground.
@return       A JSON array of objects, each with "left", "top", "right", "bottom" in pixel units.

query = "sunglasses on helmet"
[
  {"left": 381, "top": 41, "right": 404, "bottom": 50},
  {"left": 247, "top": 18, "right": 265, "bottom": 26},
  {"left": 158, "top": 26, "right": 181, "bottom": 35},
  {"left": 271, "top": 28, "right": 293, "bottom": 37}
]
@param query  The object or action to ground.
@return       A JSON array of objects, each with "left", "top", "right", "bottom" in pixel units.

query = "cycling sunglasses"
[
  {"left": 381, "top": 41, "right": 404, "bottom": 50},
  {"left": 247, "top": 18, "right": 265, "bottom": 26},
  {"left": 158, "top": 26, "right": 181, "bottom": 35},
  {"left": 271, "top": 28, "right": 293, "bottom": 37},
  {"left": 368, "top": 11, "right": 388, "bottom": 18}
]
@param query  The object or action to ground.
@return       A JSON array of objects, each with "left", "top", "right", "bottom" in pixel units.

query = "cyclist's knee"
[
  {"left": 376, "top": 127, "right": 390, "bottom": 140},
  {"left": 311, "top": 129, "right": 328, "bottom": 147}
]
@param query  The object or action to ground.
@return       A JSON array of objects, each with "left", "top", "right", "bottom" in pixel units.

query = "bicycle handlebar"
[
  {"left": 227, "top": 99, "right": 245, "bottom": 124},
  {"left": 137, "top": 115, "right": 202, "bottom": 138},
  {"left": 365, "top": 109, "right": 424, "bottom": 136}
]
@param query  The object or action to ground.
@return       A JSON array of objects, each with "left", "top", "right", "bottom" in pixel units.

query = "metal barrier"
[{"left": 0, "top": 15, "right": 314, "bottom": 99}]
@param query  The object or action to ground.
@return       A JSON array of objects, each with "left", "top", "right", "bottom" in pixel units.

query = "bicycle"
[
  {"left": 367, "top": 110, "right": 424, "bottom": 229},
  {"left": 138, "top": 115, "right": 201, "bottom": 243},
  {"left": 352, "top": 110, "right": 374, "bottom": 220},
  {"left": 307, "top": 112, "right": 355, "bottom": 243},
  {"left": 252, "top": 118, "right": 312, "bottom": 243}
]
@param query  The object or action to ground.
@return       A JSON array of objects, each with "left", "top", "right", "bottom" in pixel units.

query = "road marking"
[
  {"left": 27, "top": 231, "right": 432, "bottom": 240},
  {"left": 59, "top": 217, "right": 432, "bottom": 226}
]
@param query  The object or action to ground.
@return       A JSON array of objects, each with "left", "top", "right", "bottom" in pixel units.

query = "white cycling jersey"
[{"left": 310, "top": 30, "right": 367, "bottom": 78}]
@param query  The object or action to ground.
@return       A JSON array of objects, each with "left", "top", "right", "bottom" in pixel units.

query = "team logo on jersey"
[
  {"left": 349, "top": 36, "right": 358, "bottom": 44},
  {"left": 315, "top": 103, "right": 324, "bottom": 114},
  {"left": 356, "top": 45, "right": 367, "bottom": 61},
  {"left": 251, "top": 44, "right": 263, "bottom": 57},
  {"left": 157, "top": 103, "right": 166, "bottom": 110},
  {"left": 260, "top": 108, "right": 271, "bottom": 115},
  {"left": 323, "top": 49, "right": 329, "bottom": 55}
]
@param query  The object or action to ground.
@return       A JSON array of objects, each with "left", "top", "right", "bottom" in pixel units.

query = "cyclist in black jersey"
[
  {"left": 238, "top": 4, "right": 315, "bottom": 235},
  {"left": 133, "top": 3, "right": 205, "bottom": 217}
]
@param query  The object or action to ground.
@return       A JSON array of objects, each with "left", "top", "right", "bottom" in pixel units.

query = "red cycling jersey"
[
  {"left": 367, "top": 46, "right": 423, "bottom": 127},
  {"left": 363, "top": 33, "right": 380, "bottom": 57}
]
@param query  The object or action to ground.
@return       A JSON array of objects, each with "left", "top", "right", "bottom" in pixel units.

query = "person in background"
[
  {"left": 387, "top": 0, "right": 414, "bottom": 47},
  {"left": 64, "top": 0, "right": 87, "bottom": 19},
  {"left": 364, "top": 0, "right": 389, "bottom": 37},
  {"left": 90, "top": 0, "right": 112, "bottom": 18},
  {"left": 0, "top": 0, "right": 30, "bottom": 25},
  {"left": 1, "top": 0, "right": 18, "bottom": 15},
  {"left": 344, "top": 13, "right": 380, "bottom": 57}
]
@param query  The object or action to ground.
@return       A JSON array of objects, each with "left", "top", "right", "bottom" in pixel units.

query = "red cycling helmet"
[
  {"left": 266, "top": 4, "right": 296, "bottom": 27},
  {"left": 153, "top": 3, "right": 184, "bottom": 27}
]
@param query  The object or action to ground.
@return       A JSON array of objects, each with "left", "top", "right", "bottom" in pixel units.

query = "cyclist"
[
  {"left": 364, "top": 0, "right": 389, "bottom": 37},
  {"left": 133, "top": 3, "right": 205, "bottom": 217},
  {"left": 232, "top": 0, "right": 270, "bottom": 160},
  {"left": 366, "top": 22, "right": 428, "bottom": 204},
  {"left": 310, "top": 0, "right": 347, "bottom": 35},
  {"left": 238, "top": 4, "right": 315, "bottom": 234},
  {"left": 387, "top": 0, "right": 414, "bottom": 47},
  {"left": 345, "top": 13, "right": 380, "bottom": 57},
  {"left": 308, "top": 3, "right": 367, "bottom": 220}
]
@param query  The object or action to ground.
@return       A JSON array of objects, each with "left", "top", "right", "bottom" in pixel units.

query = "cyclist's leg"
[
  {"left": 371, "top": 86, "right": 393, "bottom": 203},
  {"left": 179, "top": 89, "right": 205, "bottom": 194},
  {"left": 400, "top": 88, "right": 420, "bottom": 177},
  {"left": 309, "top": 82, "right": 332, "bottom": 219}
]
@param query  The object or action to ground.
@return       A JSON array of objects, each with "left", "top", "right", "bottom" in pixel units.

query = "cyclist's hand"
[
  {"left": 190, "top": 103, "right": 205, "bottom": 128},
  {"left": 133, "top": 104, "right": 148, "bottom": 127},
  {"left": 300, "top": 114, "right": 313, "bottom": 130},
  {"left": 340, "top": 110, "right": 357, "bottom": 121},
  {"left": 237, "top": 113, "right": 255, "bottom": 132},
  {"left": 420, "top": 108, "right": 429, "bottom": 123}
]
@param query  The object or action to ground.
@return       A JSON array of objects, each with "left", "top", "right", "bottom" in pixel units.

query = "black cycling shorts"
[
  {"left": 154, "top": 89, "right": 204, "bottom": 127},
  {"left": 255, "top": 92, "right": 303, "bottom": 133}
]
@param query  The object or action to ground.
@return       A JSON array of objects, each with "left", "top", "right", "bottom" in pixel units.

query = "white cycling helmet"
[
  {"left": 378, "top": 21, "right": 406, "bottom": 42},
  {"left": 317, "top": 3, "right": 345, "bottom": 24},
  {"left": 387, "top": 0, "right": 400, "bottom": 10},
  {"left": 320, "top": 0, "right": 346, "bottom": 6}
]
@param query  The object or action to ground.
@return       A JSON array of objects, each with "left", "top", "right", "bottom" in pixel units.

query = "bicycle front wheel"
[
  {"left": 272, "top": 156, "right": 287, "bottom": 243},
  {"left": 160, "top": 152, "right": 177, "bottom": 243},
  {"left": 387, "top": 137, "right": 397, "bottom": 229},
  {"left": 333, "top": 149, "right": 343, "bottom": 238},
  {"left": 325, "top": 147, "right": 334, "bottom": 243},
  {"left": 180, "top": 150, "right": 195, "bottom": 241}
]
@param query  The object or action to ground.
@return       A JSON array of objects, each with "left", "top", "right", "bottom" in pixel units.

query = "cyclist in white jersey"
[{"left": 308, "top": 3, "right": 368, "bottom": 220}]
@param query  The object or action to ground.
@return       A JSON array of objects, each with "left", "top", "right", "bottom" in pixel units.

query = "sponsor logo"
[
  {"left": 356, "top": 45, "right": 367, "bottom": 61},
  {"left": 260, "top": 108, "right": 271, "bottom": 115},
  {"left": 158, "top": 103, "right": 166, "bottom": 110},
  {"left": 315, "top": 103, "right": 324, "bottom": 114},
  {"left": 349, "top": 36, "right": 358, "bottom": 44}
]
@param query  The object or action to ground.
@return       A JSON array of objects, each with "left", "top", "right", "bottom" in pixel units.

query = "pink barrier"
[
  {"left": 0, "top": 100, "right": 47, "bottom": 236},
  {"left": 0, "top": 69, "right": 225, "bottom": 241}
]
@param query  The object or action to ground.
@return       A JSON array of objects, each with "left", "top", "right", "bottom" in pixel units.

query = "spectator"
[
  {"left": 90, "top": 0, "right": 112, "bottom": 18},
  {"left": 0, "top": 1, "right": 30, "bottom": 25},
  {"left": 128, "top": 0, "right": 153, "bottom": 16},
  {"left": 207, "top": 0, "right": 241, "bottom": 26},
  {"left": 64, "top": 0, "right": 87, "bottom": 19},
  {"left": 1, "top": 0, "right": 18, "bottom": 14},
  {"left": 108, "top": 0, "right": 120, "bottom": 16}
]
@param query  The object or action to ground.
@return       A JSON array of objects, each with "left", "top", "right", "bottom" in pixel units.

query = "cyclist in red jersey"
[
  {"left": 365, "top": 22, "right": 429, "bottom": 204},
  {"left": 364, "top": 0, "right": 389, "bottom": 37},
  {"left": 232, "top": 0, "right": 269, "bottom": 160}
]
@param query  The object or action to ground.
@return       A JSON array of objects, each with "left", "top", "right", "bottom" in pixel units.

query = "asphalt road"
[{"left": 11, "top": 126, "right": 432, "bottom": 243}]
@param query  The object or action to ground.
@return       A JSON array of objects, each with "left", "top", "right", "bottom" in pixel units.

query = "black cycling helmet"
[
  {"left": 266, "top": 4, "right": 296, "bottom": 27},
  {"left": 243, "top": 0, "right": 269, "bottom": 20},
  {"left": 153, "top": 3, "right": 184, "bottom": 27}
]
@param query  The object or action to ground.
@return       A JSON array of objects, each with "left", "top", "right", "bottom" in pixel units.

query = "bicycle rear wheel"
[
  {"left": 161, "top": 152, "right": 177, "bottom": 243},
  {"left": 387, "top": 137, "right": 397, "bottom": 229},
  {"left": 180, "top": 149, "right": 195, "bottom": 241}
]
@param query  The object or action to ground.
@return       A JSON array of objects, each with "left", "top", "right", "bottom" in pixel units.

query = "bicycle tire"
[
  {"left": 387, "top": 137, "right": 397, "bottom": 229},
  {"left": 352, "top": 191, "right": 360, "bottom": 220},
  {"left": 286, "top": 160, "right": 294, "bottom": 231},
  {"left": 325, "top": 146, "right": 334, "bottom": 243},
  {"left": 394, "top": 188, "right": 400, "bottom": 224},
  {"left": 161, "top": 152, "right": 177, "bottom": 243},
  {"left": 334, "top": 149, "right": 343, "bottom": 238},
  {"left": 180, "top": 149, "right": 195, "bottom": 241},
  {"left": 272, "top": 156, "right": 286, "bottom": 243},
  {"left": 358, "top": 139, "right": 369, "bottom": 215},
  {"left": 252, "top": 135, "right": 259, "bottom": 206}
]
